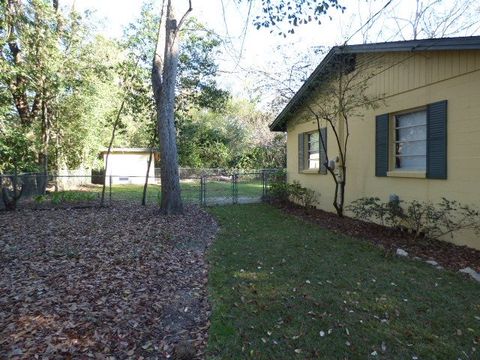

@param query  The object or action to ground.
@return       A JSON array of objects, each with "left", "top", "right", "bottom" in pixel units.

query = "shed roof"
[
  {"left": 100, "top": 148, "right": 159, "bottom": 154},
  {"left": 270, "top": 35, "right": 480, "bottom": 132}
]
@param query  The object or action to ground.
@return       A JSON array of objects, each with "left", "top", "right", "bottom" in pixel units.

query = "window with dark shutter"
[
  {"left": 375, "top": 113, "right": 389, "bottom": 177},
  {"left": 319, "top": 127, "right": 327, "bottom": 174},
  {"left": 298, "top": 133, "right": 305, "bottom": 173},
  {"left": 427, "top": 100, "right": 447, "bottom": 179}
]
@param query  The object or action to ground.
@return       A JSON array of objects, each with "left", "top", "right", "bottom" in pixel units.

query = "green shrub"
[
  {"left": 347, "top": 197, "right": 388, "bottom": 225},
  {"left": 51, "top": 191, "right": 96, "bottom": 204},
  {"left": 267, "top": 171, "right": 318, "bottom": 209},
  {"left": 34, "top": 195, "right": 47, "bottom": 204},
  {"left": 267, "top": 170, "right": 289, "bottom": 202},
  {"left": 288, "top": 181, "right": 318, "bottom": 209},
  {"left": 347, "top": 197, "right": 480, "bottom": 240}
]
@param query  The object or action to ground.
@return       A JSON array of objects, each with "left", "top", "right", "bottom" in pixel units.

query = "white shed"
[{"left": 101, "top": 148, "right": 158, "bottom": 185}]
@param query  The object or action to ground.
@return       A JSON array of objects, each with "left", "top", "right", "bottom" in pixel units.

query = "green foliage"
[
  {"left": 122, "top": 2, "right": 285, "bottom": 169},
  {"left": 402, "top": 198, "right": 480, "bottom": 240},
  {"left": 239, "top": 0, "right": 345, "bottom": 35},
  {"left": 0, "top": 127, "right": 37, "bottom": 173},
  {"left": 178, "top": 99, "right": 286, "bottom": 170},
  {"left": 267, "top": 169, "right": 289, "bottom": 202},
  {"left": 1, "top": 0, "right": 123, "bottom": 170},
  {"left": 34, "top": 194, "right": 47, "bottom": 204},
  {"left": 267, "top": 172, "right": 318, "bottom": 208},
  {"left": 236, "top": 134, "right": 287, "bottom": 170},
  {"left": 177, "top": 19, "right": 230, "bottom": 114},
  {"left": 288, "top": 180, "right": 318, "bottom": 208},
  {"left": 50, "top": 191, "right": 96, "bottom": 204},
  {"left": 347, "top": 197, "right": 391, "bottom": 226},
  {"left": 177, "top": 108, "right": 239, "bottom": 168},
  {"left": 1, "top": 0, "right": 286, "bottom": 174},
  {"left": 348, "top": 197, "right": 480, "bottom": 240},
  {"left": 121, "top": 5, "right": 231, "bottom": 156}
]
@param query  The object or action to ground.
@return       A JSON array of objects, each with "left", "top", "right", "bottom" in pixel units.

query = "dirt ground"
[{"left": 0, "top": 204, "right": 217, "bottom": 359}]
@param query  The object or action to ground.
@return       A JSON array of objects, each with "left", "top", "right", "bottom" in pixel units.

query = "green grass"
[
  {"left": 110, "top": 180, "right": 263, "bottom": 203},
  {"left": 52, "top": 180, "right": 264, "bottom": 204},
  {"left": 108, "top": 184, "right": 162, "bottom": 202},
  {"left": 207, "top": 204, "right": 480, "bottom": 359}
]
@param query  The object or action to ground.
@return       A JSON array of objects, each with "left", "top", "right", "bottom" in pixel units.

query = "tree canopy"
[
  {"left": 0, "top": 0, "right": 285, "bottom": 175},
  {"left": 241, "top": 0, "right": 345, "bottom": 34}
]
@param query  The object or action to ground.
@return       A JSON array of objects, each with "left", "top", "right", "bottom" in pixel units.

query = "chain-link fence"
[{"left": 0, "top": 169, "right": 282, "bottom": 210}]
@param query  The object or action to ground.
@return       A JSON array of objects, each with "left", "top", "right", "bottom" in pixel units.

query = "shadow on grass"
[{"left": 207, "top": 204, "right": 480, "bottom": 359}]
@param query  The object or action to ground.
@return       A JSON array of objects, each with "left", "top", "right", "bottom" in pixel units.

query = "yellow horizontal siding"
[{"left": 286, "top": 50, "right": 480, "bottom": 249}]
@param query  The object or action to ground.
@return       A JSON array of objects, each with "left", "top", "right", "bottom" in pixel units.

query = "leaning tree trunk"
[{"left": 152, "top": 0, "right": 184, "bottom": 215}]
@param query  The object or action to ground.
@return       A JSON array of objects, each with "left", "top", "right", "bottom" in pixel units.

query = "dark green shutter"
[
  {"left": 375, "top": 113, "right": 389, "bottom": 177},
  {"left": 427, "top": 100, "right": 447, "bottom": 179},
  {"left": 319, "top": 127, "right": 327, "bottom": 174},
  {"left": 298, "top": 133, "right": 305, "bottom": 173}
]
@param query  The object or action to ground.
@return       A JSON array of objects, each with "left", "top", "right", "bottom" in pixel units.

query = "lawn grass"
[
  {"left": 48, "top": 179, "right": 264, "bottom": 205},
  {"left": 110, "top": 181, "right": 263, "bottom": 203},
  {"left": 207, "top": 204, "right": 480, "bottom": 359}
]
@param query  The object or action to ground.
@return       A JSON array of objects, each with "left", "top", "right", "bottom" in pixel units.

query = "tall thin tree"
[{"left": 152, "top": 0, "right": 191, "bottom": 215}]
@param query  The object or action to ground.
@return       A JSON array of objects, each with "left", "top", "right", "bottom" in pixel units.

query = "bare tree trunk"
[
  {"left": 152, "top": 0, "right": 191, "bottom": 215},
  {"left": 1, "top": 166, "right": 23, "bottom": 211},
  {"left": 100, "top": 57, "right": 141, "bottom": 206},
  {"left": 39, "top": 96, "right": 50, "bottom": 194},
  {"left": 100, "top": 100, "right": 126, "bottom": 206},
  {"left": 142, "top": 131, "right": 157, "bottom": 206}
]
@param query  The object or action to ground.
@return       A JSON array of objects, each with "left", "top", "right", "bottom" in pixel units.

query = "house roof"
[
  {"left": 100, "top": 148, "right": 159, "bottom": 154},
  {"left": 270, "top": 36, "right": 480, "bottom": 132}
]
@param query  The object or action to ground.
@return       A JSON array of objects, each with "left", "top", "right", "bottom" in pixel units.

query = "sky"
[{"left": 61, "top": 0, "right": 479, "bottom": 98}]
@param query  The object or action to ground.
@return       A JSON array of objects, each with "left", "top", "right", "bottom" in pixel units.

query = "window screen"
[
  {"left": 307, "top": 132, "right": 320, "bottom": 169},
  {"left": 394, "top": 110, "right": 427, "bottom": 170}
]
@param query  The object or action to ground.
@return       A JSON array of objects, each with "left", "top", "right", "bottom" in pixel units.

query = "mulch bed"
[
  {"left": 275, "top": 202, "right": 480, "bottom": 273},
  {"left": 0, "top": 204, "right": 217, "bottom": 359}
]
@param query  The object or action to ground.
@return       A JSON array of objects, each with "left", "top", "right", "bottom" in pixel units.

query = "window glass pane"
[
  {"left": 396, "top": 140, "right": 427, "bottom": 157},
  {"left": 395, "top": 110, "right": 427, "bottom": 170},
  {"left": 309, "top": 160, "right": 320, "bottom": 169},
  {"left": 396, "top": 126, "right": 426, "bottom": 142},
  {"left": 395, "top": 155, "right": 426, "bottom": 170},
  {"left": 308, "top": 132, "right": 319, "bottom": 169},
  {"left": 396, "top": 111, "right": 426, "bottom": 128}
]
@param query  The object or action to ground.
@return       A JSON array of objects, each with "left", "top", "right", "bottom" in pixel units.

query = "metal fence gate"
[{"left": 0, "top": 169, "right": 281, "bottom": 210}]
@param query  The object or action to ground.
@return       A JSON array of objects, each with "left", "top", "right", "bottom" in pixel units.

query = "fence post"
[
  {"left": 200, "top": 175, "right": 205, "bottom": 206},
  {"left": 232, "top": 173, "right": 238, "bottom": 204},
  {"left": 109, "top": 175, "right": 112, "bottom": 205},
  {"left": 262, "top": 169, "right": 267, "bottom": 199}
]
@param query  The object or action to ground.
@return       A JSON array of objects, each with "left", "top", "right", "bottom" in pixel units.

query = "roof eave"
[
  {"left": 269, "top": 47, "right": 340, "bottom": 132},
  {"left": 269, "top": 35, "right": 480, "bottom": 132}
]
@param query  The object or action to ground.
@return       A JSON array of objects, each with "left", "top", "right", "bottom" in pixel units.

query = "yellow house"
[{"left": 270, "top": 36, "right": 480, "bottom": 250}]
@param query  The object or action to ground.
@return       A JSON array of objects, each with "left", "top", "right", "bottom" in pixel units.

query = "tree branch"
[{"left": 177, "top": 0, "right": 192, "bottom": 32}]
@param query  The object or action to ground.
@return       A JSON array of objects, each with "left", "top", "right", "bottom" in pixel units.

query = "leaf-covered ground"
[
  {"left": 0, "top": 205, "right": 217, "bottom": 359},
  {"left": 207, "top": 204, "right": 480, "bottom": 359}
]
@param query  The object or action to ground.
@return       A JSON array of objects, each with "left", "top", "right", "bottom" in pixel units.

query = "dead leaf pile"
[{"left": 0, "top": 204, "right": 217, "bottom": 359}]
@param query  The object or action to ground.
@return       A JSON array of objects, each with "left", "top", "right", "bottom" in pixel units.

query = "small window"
[
  {"left": 298, "top": 129, "right": 327, "bottom": 174},
  {"left": 394, "top": 110, "right": 427, "bottom": 171},
  {"left": 307, "top": 132, "right": 320, "bottom": 169}
]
